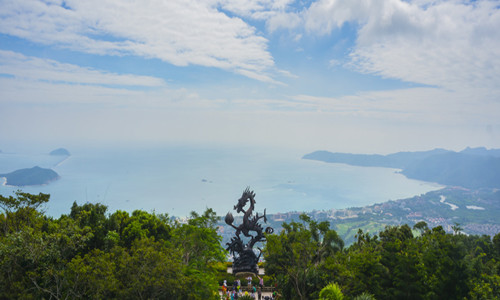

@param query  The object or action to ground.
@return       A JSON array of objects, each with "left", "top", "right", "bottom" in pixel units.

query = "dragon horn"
[{"left": 263, "top": 208, "right": 267, "bottom": 223}]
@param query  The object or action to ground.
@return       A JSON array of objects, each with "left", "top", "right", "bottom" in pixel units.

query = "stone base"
[
  {"left": 231, "top": 247, "right": 259, "bottom": 275},
  {"left": 231, "top": 263, "right": 259, "bottom": 275},
  {"left": 234, "top": 271, "right": 258, "bottom": 278},
  {"left": 227, "top": 267, "right": 265, "bottom": 275}
]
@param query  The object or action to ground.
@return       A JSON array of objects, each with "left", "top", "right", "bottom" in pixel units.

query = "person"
[
  {"left": 251, "top": 285, "right": 256, "bottom": 299},
  {"left": 257, "top": 286, "right": 262, "bottom": 300},
  {"left": 258, "top": 275, "right": 264, "bottom": 288},
  {"left": 247, "top": 275, "right": 252, "bottom": 286}
]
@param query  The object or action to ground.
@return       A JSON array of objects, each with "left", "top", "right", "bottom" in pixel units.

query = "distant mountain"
[
  {"left": 303, "top": 148, "right": 450, "bottom": 169},
  {"left": 402, "top": 152, "right": 500, "bottom": 189},
  {"left": 50, "top": 148, "right": 71, "bottom": 156},
  {"left": 0, "top": 166, "right": 60, "bottom": 186},
  {"left": 460, "top": 147, "right": 500, "bottom": 157},
  {"left": 303, "top": 148, "right": 500, "bottom": 189}
]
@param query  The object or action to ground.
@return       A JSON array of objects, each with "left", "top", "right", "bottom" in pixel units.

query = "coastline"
[{"left": 1, "top": 146, "right": 447, "bottom": 217}]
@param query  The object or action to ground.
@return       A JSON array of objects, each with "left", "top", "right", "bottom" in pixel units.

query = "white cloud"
[
  {"left": 0, "top": 50, "right": 165, "bottom": 87},
  {"left": 293, "top": 87, "right": 500, "bottom": 125},
  {"left": 1, "top": 0, "right": 499, "bottom": 152},
  {"left": 216, "top": 0, "right": 295, "bottom": 18},
  {"left": 304, "top": 0, "right": 370, "bottom": 34},
  {"left": 0, "top": 0, "right": 276, "bottom": 82},
  {"left": 266, "top": 11, "right": 302, "bottom": 32},
  {"left": 305, "top": 0, "right": 500, "bottom": 93},
  {"left": 275, "top": 0, "right": 500, "bottom": 93},
  {"left": 328, "top": 59, "right": 341, "bottom": 68},
  {"left": 277, "top": 69, "right": 299, "bottom": 78},
  {"left": 347, "top": 0, "right": 500, "bottom": 92}
]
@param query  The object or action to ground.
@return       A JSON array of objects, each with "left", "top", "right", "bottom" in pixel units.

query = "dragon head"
[{"left": 234, "top": 187, "right": 256, "bottom": 213}]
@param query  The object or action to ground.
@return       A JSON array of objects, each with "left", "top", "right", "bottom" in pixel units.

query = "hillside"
[
  {"left": 303, "top": 147, "right": 500, "bottom": 189},
  {"left": 302, "top": 148, "right": 450, "bottom": 168},
  {"left": 0, "top": 166, "right": 60, "bottom": 186},
  {"left": 402, "top": 152, "right": 500, "bottom": 189}
]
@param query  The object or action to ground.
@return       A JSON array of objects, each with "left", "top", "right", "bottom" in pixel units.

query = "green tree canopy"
[
  {"left": 0, "top": 192, "right": 226, "bottom": 299},
  {"left": 264, "top": 214, "right": 343, "bottom": 300}
]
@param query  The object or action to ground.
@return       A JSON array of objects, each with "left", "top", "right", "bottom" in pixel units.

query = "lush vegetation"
[
  {"left": 0, "top": 191, "right": 226, "bottom": 299},
  {"left": 264, "top": 215, "right": 500, "bottom": 300},
  {"left": 2, "top": 191, "right": 499, "bottom": 299}
]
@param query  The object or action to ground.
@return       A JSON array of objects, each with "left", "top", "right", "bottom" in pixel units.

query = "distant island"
[
  {"left": 303, "top": 147, "right": 500, "bottom": 189},
  {"left": 0, "top": 166, "right": 60, "bottom": 186},
  {"left": 50, "top": 148, "right": 71, "bottom": 156}
]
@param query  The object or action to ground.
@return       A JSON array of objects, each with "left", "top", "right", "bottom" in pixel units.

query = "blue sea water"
[{"left": 0, "top": 145, "right": 443, "bottom": 217}]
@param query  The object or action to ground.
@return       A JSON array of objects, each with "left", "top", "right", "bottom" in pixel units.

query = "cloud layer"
[
  {"left": 275, "top": 0, "right": 500, "bottom": 93},
  {"left": 1, "top": 0, "right": 499, "bottom": 151},
  {"left": 0, "top": 50, "right": 165, "bottom": 87},
  {"left": 0, "top": 0, "right": 276, "bottom": 82},
  {"left": 2, "top": 0, "right": 499, "bottom": 91}
]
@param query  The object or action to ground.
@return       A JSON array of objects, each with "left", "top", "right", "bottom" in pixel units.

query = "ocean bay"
[{"left": 0, "top": 145, "right": 443, "bottom": 217}]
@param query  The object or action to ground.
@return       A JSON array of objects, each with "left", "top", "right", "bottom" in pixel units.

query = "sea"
[{"left": 0, "top": 144, "right": 443, "bottom": 218}]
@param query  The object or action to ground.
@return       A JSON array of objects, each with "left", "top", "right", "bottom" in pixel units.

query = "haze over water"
[{"left": 0, "top": 145, "right": 443, "bottom": 217}]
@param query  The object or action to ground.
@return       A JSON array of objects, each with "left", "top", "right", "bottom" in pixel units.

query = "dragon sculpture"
[{"left": 225, "top": 188, "right": 274, "bottom": 275}]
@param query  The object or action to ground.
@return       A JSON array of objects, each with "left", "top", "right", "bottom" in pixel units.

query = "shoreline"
[{"left": 1, "top": 149, "right": 446, "bottom": 217}]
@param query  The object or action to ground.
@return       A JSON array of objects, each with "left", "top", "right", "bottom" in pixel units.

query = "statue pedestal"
[
  {"left": 234, "top": 271, "right": 258, "bottom": 278},
  {"left": 227, "top": 267, "right": 265, "bottom": 275},
  {"left": 231, "top": 247, "right": 259, "bottom": 275},
  {"left": 232, "top": 264, "right": 259, "bottom": 276}
]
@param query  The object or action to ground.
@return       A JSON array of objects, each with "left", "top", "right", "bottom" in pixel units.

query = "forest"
[
  {"left": 1, "top": 191, "right": 499, "bottom": 299},
  {"left": 263, "top": 215, "right": 500, "bottom": 299},
  {"left": 0, "top": 191, "right": 226, "bottom": 299}
]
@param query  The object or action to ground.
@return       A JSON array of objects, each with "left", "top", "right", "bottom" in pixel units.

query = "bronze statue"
[{"left": 225, "top": 188, "right": 274, "bottom": 275}]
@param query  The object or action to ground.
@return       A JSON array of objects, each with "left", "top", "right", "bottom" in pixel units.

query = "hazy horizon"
[{"left": 0, "top": 145, "right": 444, "bottom": 217}]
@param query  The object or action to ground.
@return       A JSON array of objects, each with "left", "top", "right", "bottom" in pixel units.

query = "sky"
[{"left": 1, "top": 0, "right": 500, "bottom": 154}]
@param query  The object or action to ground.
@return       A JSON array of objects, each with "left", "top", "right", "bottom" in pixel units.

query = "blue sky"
[{"left": 1, "top": 0, "right": 500, "bottom": 153}]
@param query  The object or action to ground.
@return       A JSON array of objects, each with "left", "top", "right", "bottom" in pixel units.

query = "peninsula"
[{"left": 303, "top": 147, "right": 500, "bottom": 189}]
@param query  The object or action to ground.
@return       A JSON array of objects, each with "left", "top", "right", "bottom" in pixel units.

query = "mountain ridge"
[{"left": 303, "top": 147, "right": 500, "bottom": 189}]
